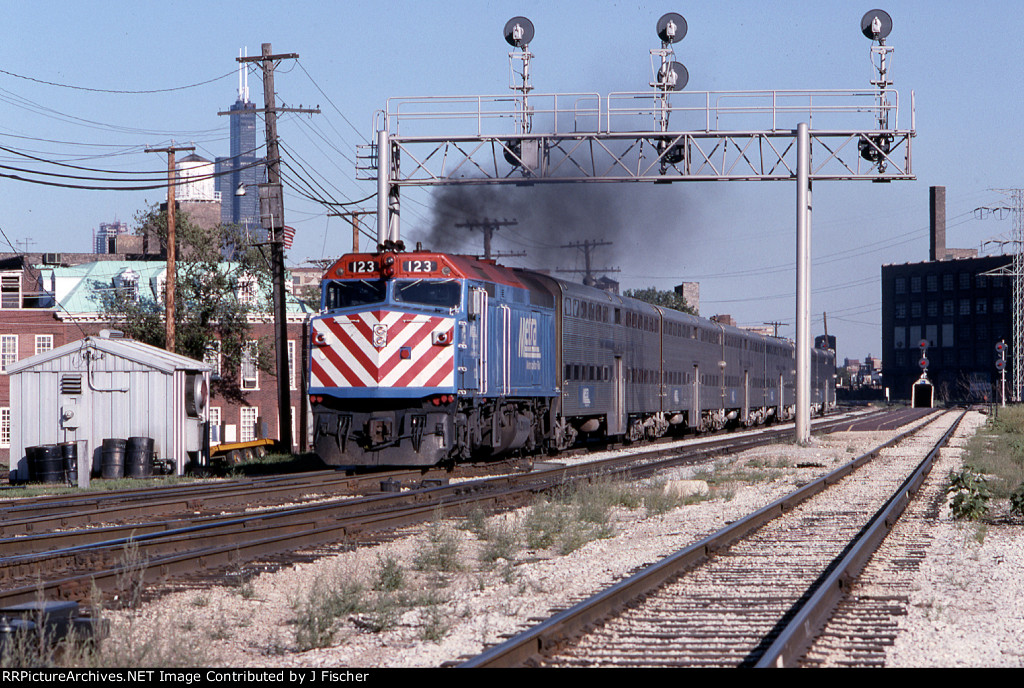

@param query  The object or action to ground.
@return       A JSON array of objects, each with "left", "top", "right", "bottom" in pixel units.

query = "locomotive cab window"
[
  {"left": 394, "top": 279, "right": 462, "bottom": 308},
  {"left": 324, "top": 280, "right": 387, "bottom": 310}
]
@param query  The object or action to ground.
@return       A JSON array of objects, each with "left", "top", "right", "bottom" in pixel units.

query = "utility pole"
[
  {"left": 454, "top": 218, "right": 520, "bottom": 260},
  {"left": 235, "top": 43, "right": 319, "bottom": 454},
  {"left": 329, "top": 210, "right": 375, "bottom": 252},
  {"left": 145, "top": 143, "right": 194, "bottom": 354},
  {"left": 763, "top": 321, "right": 788, "bottom": 338},
  {"left": 557, "top": 240, "right": 620, "bottom": 286}
]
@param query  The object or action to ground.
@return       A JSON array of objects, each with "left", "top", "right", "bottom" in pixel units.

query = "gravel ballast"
[{"left": 94, "top": 410, "right": 1022, "bottom": 668}]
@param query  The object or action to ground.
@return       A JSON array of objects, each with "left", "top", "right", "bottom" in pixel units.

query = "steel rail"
[
  {"left": 460, "top": 409, "right": 953, "bottom": 668},
  {"left": 755, "top": 410, "right": 966, "bottom": 667},
  {"left": 0, "top": 410, "right": 884, "bottom": 607}
]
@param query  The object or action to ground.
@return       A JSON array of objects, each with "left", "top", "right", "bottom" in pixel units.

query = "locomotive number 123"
[
  {"left": 347, "top": 260, "right": 378, "bottom": 274},
  {"left": 402, "top": 260, "right": 437, "bottom": 273}
]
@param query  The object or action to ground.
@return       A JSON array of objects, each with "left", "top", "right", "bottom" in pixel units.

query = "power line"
[{"left": 0, "top": 67, "right": 237, "bottom": 94}]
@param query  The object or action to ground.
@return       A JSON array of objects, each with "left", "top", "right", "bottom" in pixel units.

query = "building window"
[
  {"left": 926, "top": 275, "right": 938, "bottom": 292},
  {"left": 236, "top": 275, "right": 258, "bottom": 305},
  {"left": 240, "top": 407, "right": 259, "bottom": 443},
  {"left": 209, "top": 406, "right": 222, "bottom": 443},
  {"left": 976, "top": 299, "right": 988, "bottom": 315},
  {"left": 204, "top": 340, "right": 222, "bottom": 378},
  {"left": 0, "top": 335, "right": 17, "bottom": 372},
  {"left": 0, "top": 407, "right": 10, "bottom": 448},
  {"left": 894, "top": 277, "right": 906, "bottom": 295},
  {"left": 241, "top": 341, "right": 259, "bottom": 390},
  {"left": 927, "top": 301, "right": 938, "bottom": 318},
  {"left": 959, "top": 299, "right": 971, "bottom": 316},
  {"left": 994, "top": 297, "right": 1004, "bottom": 314},
  {"left": 895, "top": 303, "right": 906, "bottom": 319},
  {"left": 943, "top": 273, "right": 954, "bottom": 291},
  {"left": 288, "top": 340, "right": 297, "bottom": 390},
  {"left": 943, "top": 300, "right": 954, "bottom": 317},
  {"left": 959, "top": 272, "right": 970, "bottom": 289},
  {"left": 0, "top": 273, "right": 20, "bottom": 309},
  {"left": 34, "top": 335, "right": 53, "bottom": 356},
  {"left": 975, "top": 274, "right": 987, "bottom": 289},
  {"left": 911, "top": 302, "right": 922, "bottom": 318}
]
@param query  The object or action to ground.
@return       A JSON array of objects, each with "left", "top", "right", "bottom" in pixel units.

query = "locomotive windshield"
[
  {"left": 324, "top": 280, "right": 387, "bottom": 310},
  {"left": 393, "top": 279, "right": 461, "bottom": 309}
]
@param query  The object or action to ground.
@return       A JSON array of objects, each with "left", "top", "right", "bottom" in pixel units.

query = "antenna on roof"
[{"left": 238, "top": 47, "right": 250, "bottom": 102}]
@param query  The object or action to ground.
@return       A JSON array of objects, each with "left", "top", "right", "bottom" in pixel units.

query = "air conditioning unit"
[{"left": 42, "top": 253, "right": 63, "bottom": 265}]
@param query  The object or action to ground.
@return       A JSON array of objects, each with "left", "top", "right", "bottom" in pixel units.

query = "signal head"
[
  {"left": 861, "top": 9, "right": 892, "bottom": 41},
  {"left": 657, "top": 13, "right": 687, "bottom": 43},
  {"left": 504, "top": 17, "right": 534, "bottom": 47}
]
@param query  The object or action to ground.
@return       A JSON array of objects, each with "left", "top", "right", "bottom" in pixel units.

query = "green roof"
[{"left": 47, "top": 260, "right": 314, "bottom": 315}]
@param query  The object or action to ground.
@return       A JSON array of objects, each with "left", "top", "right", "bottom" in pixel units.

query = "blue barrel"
[
  {"left": 101, "top": 438, "right": 127, "bottom": 480},
  {"left": 126, "top": 437, "right": 154, "bottom": 478}
]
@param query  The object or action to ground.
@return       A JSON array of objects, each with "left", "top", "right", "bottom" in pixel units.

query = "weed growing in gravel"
[
  {"left": 115, "top": 536, "right": 148, "bottom": 610},
  {"left": 1010, "top": 483, "right": 1024, "bottom": 519},
  {"left": 419, "top": 603, "right": 451, "bottom": 642},
  {"left": 946, "top": 467, "right": 991, "bottom": 521},
  {"left": 292, "top": 572, "right": 367, "bottom": 651},
  {"left": 373, "top": 554, "right": 405, "bottom": 592},
  {"left": 413, "top": 522, "right": 464, "bottom": 572},
  {"left": 522, "top": 484, "right": 617, "bottom": 555},
  {"left": 477, "top": 518, "right": 520, "bottom": 565}
]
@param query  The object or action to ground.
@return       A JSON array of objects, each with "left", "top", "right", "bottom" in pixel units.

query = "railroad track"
[
  {"left": 461, "top": 408, "right": 964, "bottom": 668},
  {"left": 0, "top": 408, "right": 896, "bottom": 609}
]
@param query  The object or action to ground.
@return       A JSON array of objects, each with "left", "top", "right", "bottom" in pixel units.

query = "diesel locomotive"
[{"left": 308, "top": 248, "right": 835, "bottom": 467}]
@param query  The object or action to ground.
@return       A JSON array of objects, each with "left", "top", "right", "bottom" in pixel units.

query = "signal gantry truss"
[{"left": 361, "top": 89, "right": 914, "bottom": 188}]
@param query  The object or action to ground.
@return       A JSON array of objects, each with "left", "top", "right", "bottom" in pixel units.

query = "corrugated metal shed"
[{"left": 6, "top": 333, "right": 212, "bottom": 480}]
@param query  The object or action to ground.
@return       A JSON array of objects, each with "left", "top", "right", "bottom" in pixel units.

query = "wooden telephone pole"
[
  {"left": 234, "top": 44, "right": 319, "bottom": 453},
  {"left": 145, "top": 143, "right": 194, "bottom": 353}
]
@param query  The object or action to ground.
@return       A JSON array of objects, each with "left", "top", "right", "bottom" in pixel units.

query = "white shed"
[{"left": 6, "top": 332, "right": 212, "bottom": 481}]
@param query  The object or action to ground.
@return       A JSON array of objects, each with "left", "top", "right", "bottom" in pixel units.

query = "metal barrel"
[
  {"left": 100, "top": 438, "right": 127, "bottom": 480},
  {"left": 24, "top": 446, "right": 39, "bottom": 483},
  {"left": 36, "top": 445, "right": 64, "bottom": 483},
  {"left": 60, "top": 441, "right": 78, "bottom": 484},
  {"left": 125, "top": 437, "right": 154, "bottom": 478}
]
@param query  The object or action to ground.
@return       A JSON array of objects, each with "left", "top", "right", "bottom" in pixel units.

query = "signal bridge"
[{"left": 364, "top": 88, "right": 913, "bottom": 187}]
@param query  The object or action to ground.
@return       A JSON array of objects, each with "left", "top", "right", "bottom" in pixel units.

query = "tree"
[
  {"left": 98, "top": 204, "right": 276, "bottom": 399},
  {"left": 622, "top": 287, "right": 697, "bottom": 315}
]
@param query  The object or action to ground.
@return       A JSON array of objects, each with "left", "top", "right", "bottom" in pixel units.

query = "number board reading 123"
[
  {"left": 402, "top": 259, "right": 438, "bottom": 273},
  {"left": 346, "top": 259, "right": 378, "bottom": 275}
]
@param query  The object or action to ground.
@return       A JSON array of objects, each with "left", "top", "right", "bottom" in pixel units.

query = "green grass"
[{"left": 962, "top": 406, "right": 1024, "bottom": 500}]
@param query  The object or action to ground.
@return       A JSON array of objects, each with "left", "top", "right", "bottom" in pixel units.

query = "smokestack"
[{"left": 930, "top": 186, "right": 946, "bottom": 261}]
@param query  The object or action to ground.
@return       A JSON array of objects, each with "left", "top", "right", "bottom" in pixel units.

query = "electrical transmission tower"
[{"left": 977, "top": 189, "right": 1024, "bottom": 401}]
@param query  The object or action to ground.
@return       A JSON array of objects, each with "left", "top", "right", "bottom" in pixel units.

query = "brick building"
[{"left": 0, "top": 254, "right": 313, "bottom": 472}]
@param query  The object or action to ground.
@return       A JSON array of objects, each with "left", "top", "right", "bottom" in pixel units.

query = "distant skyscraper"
[
  {"left": 215, "top": 50, "right": 266, "bottom": 241},
  {"left": 93, "top": 221, "right": 130, "bottom": 254}
]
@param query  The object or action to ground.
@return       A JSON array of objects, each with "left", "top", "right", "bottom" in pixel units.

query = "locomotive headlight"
[{"left": 382, "top": 254, "right": 396, "bottom": 279}]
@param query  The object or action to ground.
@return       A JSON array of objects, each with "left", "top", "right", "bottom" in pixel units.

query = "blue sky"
[{"left": 1, "top": 1, "right": 1021, "bottom": 363}]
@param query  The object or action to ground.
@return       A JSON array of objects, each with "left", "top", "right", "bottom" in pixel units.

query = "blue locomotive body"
[{"left": 309, "top": 250, "right": 835, "bottom": 467}]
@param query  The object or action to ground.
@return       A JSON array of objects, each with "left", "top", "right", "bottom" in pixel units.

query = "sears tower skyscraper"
[{"left": 216, "top": 50, "right": 266, "bottom": 240}]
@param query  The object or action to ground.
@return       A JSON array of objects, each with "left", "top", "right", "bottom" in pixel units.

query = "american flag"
[{"left": 281, "top": 226, "right": 295, "bottom": 249}]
